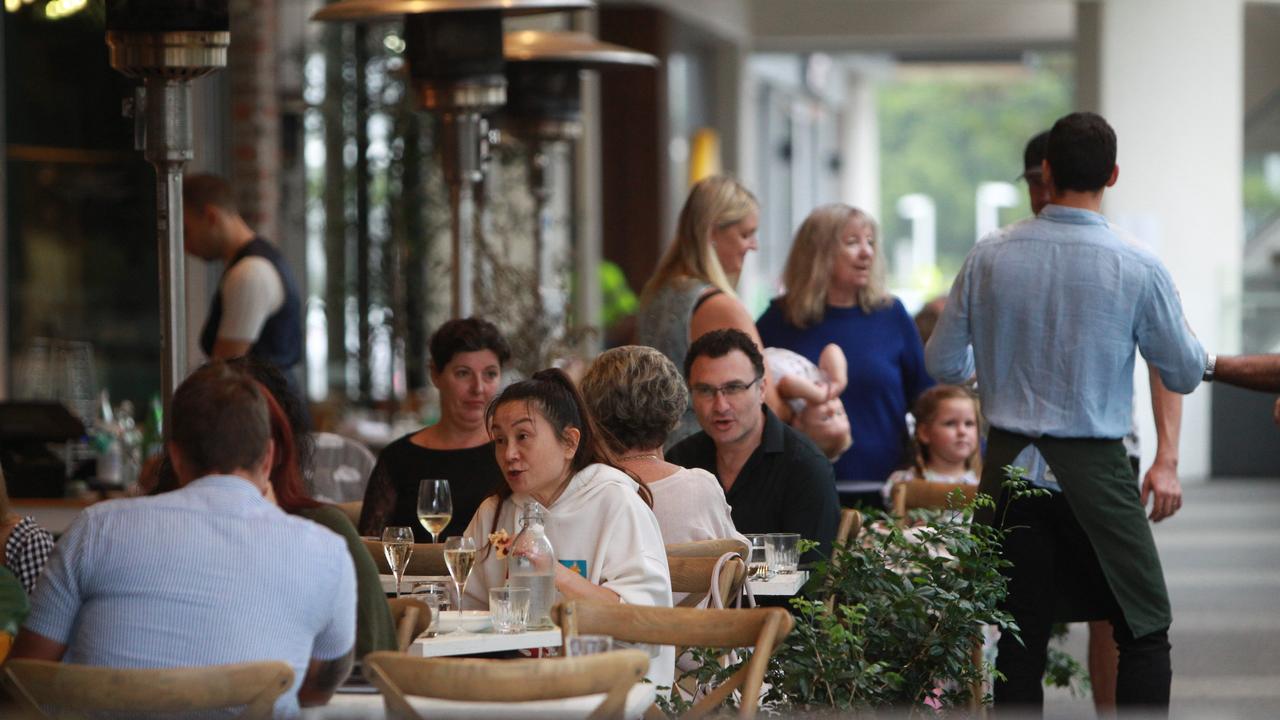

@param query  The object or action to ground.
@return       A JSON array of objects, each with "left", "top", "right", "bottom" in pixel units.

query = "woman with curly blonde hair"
[
  {"left": 637, "top": 175, "right": 782, "bottom": 444},
  {"left": 757, "top": 203, "right": 934, "bottom": 504},
  {"left": 580, "top": 346, "right": 746, "bottom": 547}
]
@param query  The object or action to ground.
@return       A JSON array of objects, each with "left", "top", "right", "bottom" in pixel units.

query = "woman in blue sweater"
[{"left": 757, "top": 204, "right": 934, "bottom": 505}]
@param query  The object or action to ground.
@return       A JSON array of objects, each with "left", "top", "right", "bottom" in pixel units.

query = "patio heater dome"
[{"left": 502, "top": 30, "right": 658, "bottom": 141}]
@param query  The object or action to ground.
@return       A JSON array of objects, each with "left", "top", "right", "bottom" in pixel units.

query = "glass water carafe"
[{"left": 507, "top": 501, "right": 557, "bottom": 629}]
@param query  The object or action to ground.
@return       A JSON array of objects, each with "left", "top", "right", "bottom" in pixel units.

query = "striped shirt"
[{"left": 24, "top": 475, "right": 356, "bottom": 718}]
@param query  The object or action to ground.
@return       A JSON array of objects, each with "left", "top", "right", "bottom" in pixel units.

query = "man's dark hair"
[
  {"left": 1045, "top": 112, "right": 1116, "bottom": 193},
  {"left": 683, "top": 328, "right": 765, "bottom": 380},
  {"left": 168, "top": 361, "right": 270, "bottom": 477},
  {"left": 1020, "top": 130, "right": 1050, "bottom": 179},
  {"left": 428, "top": 316, "right": 512, "bottom": 371},
  {"left": 183, "top": 174, "right": 238, "bottom": 214}
]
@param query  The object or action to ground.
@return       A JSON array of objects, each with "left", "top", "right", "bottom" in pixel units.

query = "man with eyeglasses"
[{"left": 667, "top": 329, "right": 840, "bottom": 561}]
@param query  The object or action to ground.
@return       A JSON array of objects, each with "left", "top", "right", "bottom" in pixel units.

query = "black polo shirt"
[{"left": 667, "top": 405, "right": 840, "bottom": 561}]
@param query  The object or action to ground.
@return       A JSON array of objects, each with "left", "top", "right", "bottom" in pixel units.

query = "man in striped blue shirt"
[
  {"left": 927, "top": 112, "right": 1206, "bottom": 713},
  {"left": 12, "top": 363, "right": 356, "bottom": 718}
]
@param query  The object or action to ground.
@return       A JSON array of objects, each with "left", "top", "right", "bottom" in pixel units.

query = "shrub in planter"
[{"left": 661, "top": 467, "right": 1090, "bottom": 715}]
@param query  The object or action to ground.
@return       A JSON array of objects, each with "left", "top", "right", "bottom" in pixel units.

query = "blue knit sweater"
[{"left": 757, "top": 296, "right": 935, "bottom": 485}]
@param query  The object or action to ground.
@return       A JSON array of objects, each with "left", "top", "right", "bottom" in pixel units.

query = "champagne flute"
[
  {"left": 382, "top": 526, "right": 415, "bottom": 598},
  {"left": 416, "top": 479, "right": 453, "bottom": 544},
  {"left": 443, "top": 536, "right": 477, "bottom": 633}
]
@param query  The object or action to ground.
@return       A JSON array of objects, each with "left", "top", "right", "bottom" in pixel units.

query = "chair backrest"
[
  {"left": 388, "top": 597, "right": 434, "bottom": 652},
  {"left": 553, "top": 602, "right": 794, "bottom": 720},
  {"left": 2, "top": 659, "right": 294, "bottom": 720},
  {"left": 336, "top": 501, "right": 362, "bottom": 527},
  {"left": 308, "top": 432, "right": 376, "bottom": 503},
  {"left": 668, "top": 554, "right": 747, "bottom": 609},
  {"left": 665, "top": 538, "right": 749, "bottom": 562},
  {"left": 362, "top": 539, "right": 448, "bottom": 576},
  {"left": 364, "top": 649, "right": 649, "bottom": 720},
  {"left": 891, "top": 480, "right": 977, "bottom": 523},
  {"left": 835, "top": 508, "right": 863, "bottom": 547}
]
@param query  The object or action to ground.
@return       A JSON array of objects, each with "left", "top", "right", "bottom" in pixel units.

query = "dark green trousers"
[{"left": 977, "top": 428, "right": 1171, "bottom": 639}]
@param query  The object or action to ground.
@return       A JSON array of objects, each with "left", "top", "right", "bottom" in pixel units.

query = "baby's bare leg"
[
  {"left": 819, "top": 343, "right": 848, "bottom": 397},
  {"left": 777, "top": 373, "right": 828, "bottom": 405}
]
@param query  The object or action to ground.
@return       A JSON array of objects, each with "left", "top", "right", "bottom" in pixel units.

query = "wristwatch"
[{"left": 1202, "top": 353, "right": 1216, "bottom": 382}]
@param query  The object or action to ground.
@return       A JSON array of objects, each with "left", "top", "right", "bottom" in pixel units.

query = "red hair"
[{"left": 261, "top": 383, "right": 322, "bottom": 513}]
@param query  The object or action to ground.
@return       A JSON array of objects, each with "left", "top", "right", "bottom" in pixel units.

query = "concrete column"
[
  {"left": 840, "top": 70, "right": 880, "bottom": 218},
  {"left": 1079, "top": 0, "right": 1244, "bottom": 480}
]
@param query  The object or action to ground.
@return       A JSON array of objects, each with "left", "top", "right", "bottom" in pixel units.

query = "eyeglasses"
[{"left": 691, "top": 377, "right": 762, "bottom": 401}]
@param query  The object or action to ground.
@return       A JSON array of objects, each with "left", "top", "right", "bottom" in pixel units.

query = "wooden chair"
[
  {"left": 665, "top": 538, "right": 749, "bottom": 562},
  {"left": 362, "top": 539, "right": 448, "bottom": 576},
  {"left": 889, "top": 480, "right": 984, "bottom": 710},
  {"left": 554, "top": 602, "right": 794, "bottom": 720},
  {"left": 388, "top": 597, "right": 434, "bottom": 652},
  {"left": 336, "top": 500, "right": 362, "bottom": 527},
  {"left": 2, "top": 659, "right": 294, "bottom": 720},
  {"left": 668, "top": 554, "right": 747, "bottom": 609},
  {"left": 835, "top": 508, "right": 863, "bottom": 547},
  {"left": 363, "top": 649, "right": 650, "bottom": 720},
  {"left": 891, "top": 480, "right": 977, "bottom": 525}
]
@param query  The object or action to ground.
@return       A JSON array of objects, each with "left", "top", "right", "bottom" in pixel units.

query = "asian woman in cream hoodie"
[{"left": 461, "top": 368, "right": 674, "bottom": 688}]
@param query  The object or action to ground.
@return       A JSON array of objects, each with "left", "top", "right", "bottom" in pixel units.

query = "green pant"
[{"left": 977, "top": 428, "right": 1171, "bottom": 638}]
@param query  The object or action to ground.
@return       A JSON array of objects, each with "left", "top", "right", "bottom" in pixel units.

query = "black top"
[
  {"left": 200, "top": 237, "right": 304, "bottom": 373},
  {"left": 357, "top": 434, "right": 504, "bottom": 543},
  {"left": 667, "top": 405, "right": 840, "bottom": 561}
]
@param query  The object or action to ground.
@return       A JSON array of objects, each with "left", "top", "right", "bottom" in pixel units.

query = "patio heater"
[
  {"left": 501, "top": 30, "right": 656, "bottom": 301},
  {"left": 105, "top": 0, "right": 230, "bottom": 404},
  {"left": 312, "top": 0, "right": 592, "bottom": 319}
]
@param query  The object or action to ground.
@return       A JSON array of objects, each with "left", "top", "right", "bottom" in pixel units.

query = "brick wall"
[{"left": 228, "top": 0, "right": 279, "bottom": 241}]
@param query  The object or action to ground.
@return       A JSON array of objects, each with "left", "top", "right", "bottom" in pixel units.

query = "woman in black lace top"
[{"left": 358, "top": 318, "right": 510, "bottom": 542}]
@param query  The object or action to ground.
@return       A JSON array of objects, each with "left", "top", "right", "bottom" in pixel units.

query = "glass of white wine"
[
  {"left": 443, "top": 536, "right": 477, "bottom": 633},
  {"left": 382, "top": 526, "right": 414, "bottom": 599},
  {"left": 417, "top": 479, "right": 452, "bottom": 544}
]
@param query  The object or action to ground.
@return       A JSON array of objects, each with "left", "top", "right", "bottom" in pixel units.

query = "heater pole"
[{"left": 142, "top": 77, "right": 194, "bottom": 404}]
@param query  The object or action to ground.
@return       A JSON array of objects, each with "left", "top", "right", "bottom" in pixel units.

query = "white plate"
[{"left": 434, "top": 610, "right": 492, "bottom": 633}]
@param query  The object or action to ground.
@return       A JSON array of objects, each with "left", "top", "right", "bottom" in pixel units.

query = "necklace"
[{"left": 619, "top": 453, "right": 661, "bottom": 463}]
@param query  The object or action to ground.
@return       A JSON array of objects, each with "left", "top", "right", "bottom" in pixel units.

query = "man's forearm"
[
  {"left": 298, "top": 648, "right": 354, "bottom": 707},
  {"left": 1148, "top": 365, "right": 1181, "bottom": 465},
  {"left": 1213, "top": 354, "right": 1280, "bottom": 393}
]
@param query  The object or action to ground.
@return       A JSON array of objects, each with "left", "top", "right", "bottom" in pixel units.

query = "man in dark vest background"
[{"left": 183, "top": 175, "right": 305, "bottom": 401}]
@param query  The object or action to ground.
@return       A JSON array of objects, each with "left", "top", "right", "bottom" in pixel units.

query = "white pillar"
[
  {"left": 1081, "top": 0, "right": 1244, "bottom": 480},
  {"left": 840, "top": 70, "right": 880, "bottom": 217}
]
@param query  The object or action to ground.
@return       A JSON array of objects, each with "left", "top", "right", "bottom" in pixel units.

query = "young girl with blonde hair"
[{"left": 881, "top": 385, "right": 982, "bottom": 505}]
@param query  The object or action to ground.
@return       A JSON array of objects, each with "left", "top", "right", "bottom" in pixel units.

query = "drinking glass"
[
  {"left": 489, "top": 586, "right": 531, "bottom": 634},
  {"left": 566, "top": 635, "right": 614, "bottom": 656},
  {"left": 443, "top": 536, "right": 477, "bottom": 633},
  {"left": 381, "top": 526, "right": 415, "bottom": 598},
  {"left": 767, "top": 533, "right": 801, "bottom": 575},
  {"left": 409, "top": 585, "right": 443, "bottom": 637},
  {"left": 417, "top": 479, "right": 453, "bottom": 544},
  {"left": 745, "top": 534, "right": 772, "bottom": 580}
]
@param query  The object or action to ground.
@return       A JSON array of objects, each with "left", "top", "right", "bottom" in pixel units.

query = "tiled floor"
[{"left": 1044, "top": 479, "right": 1280, "bottom": 719}]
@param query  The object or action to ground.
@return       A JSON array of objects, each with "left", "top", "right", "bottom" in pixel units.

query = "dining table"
[
  {"left": 747, "top": 569, "right": 809, "bottom": 597},
  {"left": 304, "top": 682, "right": 657, "bottom": 720}
]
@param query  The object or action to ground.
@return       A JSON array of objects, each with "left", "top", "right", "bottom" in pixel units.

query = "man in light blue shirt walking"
[
  {"left": 927, "top": 112, "right": 1206, "bottom": 713},
  {"left": 12, "top": 362, "right": 357, "bottom": 718}
]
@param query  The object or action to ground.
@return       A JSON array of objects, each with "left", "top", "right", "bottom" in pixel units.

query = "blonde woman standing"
[
  {"left": 636, "top": 175, "right": 782, "bottom": 445},
  {"left": 756, "top": 204, "right": 934, "bottom": 505}
]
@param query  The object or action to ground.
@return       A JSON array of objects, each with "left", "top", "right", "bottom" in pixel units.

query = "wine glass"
[
  {"left": 443, "top": 537, "right": 477, "bottom": 633},
  {"left": 381, "top": 526, "right": 415, "bottom": 598},
  {"left": 416, "top": 479, "right": 453, "bottom": 544}
]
